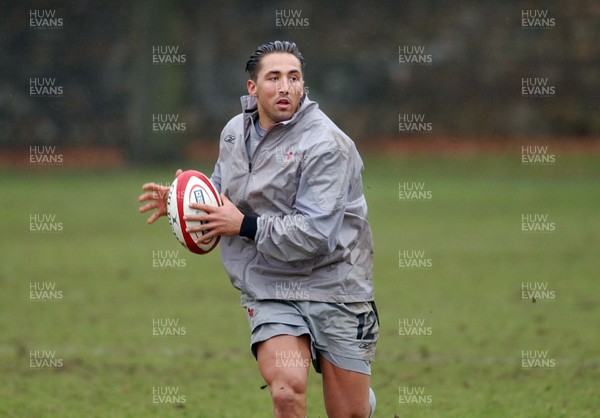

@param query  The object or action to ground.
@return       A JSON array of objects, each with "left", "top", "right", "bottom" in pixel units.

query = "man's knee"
[
  {"left": 269, "top": 375, "right": 306, "bottom": 408},
  {"left": 256, "top": 335, "right": 311, "bottom": 415}
]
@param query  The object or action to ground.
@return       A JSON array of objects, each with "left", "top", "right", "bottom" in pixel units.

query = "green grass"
[{"left": 1, "top": 155, "right": 599, "bottom": 417}]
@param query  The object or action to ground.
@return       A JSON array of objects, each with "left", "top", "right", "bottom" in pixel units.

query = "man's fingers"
[
  {"left": 141, "top": 182, "right": 159, "bottom": 191},
  {"left": 146, "top": 211, "right": 163, "bottom": 225},
  {"left": 141, "top": 182, "right": 170, "bottom": 193},
  {"left": 189, "top": 202, "right": 216, "bottom": 213},
  {"left": 186, "top": 218, "right": 218, "bottom": 240},
  {"left": 139, "top": 180, "right": 172, "bottom": 225},
  {"left": 139, "top": 201, "right": 159, "bottom": 213},
  {"left": 196, "top": 233, "right": 215, "bottom": 243},
  {"left": 185, "top": 214, "right": 211, "bottom": 228},
  {"left": 195, "top": 228, "right": 218, "bottom": 242},
  {"left": 138, "top": 192, "right": 161, "bottom": 203}
]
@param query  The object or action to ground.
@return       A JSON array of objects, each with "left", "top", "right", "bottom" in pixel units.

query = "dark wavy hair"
[{"left": 245, "top": 41, "right": 305, "bottom": 81}]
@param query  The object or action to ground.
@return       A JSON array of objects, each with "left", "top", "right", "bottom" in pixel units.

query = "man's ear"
[{"left": 247, "top": 79, "right": 257, "bottom": 96}]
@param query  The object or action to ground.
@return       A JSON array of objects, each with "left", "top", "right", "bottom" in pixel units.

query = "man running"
[{"left": 139, "top": 40, "right": 378, "bottom": 418}]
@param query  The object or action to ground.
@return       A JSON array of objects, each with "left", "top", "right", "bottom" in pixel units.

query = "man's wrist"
[{"left": 239, "top": 215, "right": 258, "bottom": 240}]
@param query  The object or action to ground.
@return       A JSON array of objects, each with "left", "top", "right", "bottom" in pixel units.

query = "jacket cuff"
[{"left": 240, "top": 215, "right": 258, "bottom": 240}]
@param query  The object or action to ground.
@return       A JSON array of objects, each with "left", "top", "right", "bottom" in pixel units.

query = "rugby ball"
[{"left": 167, "top": 170, "right": 223, "bottom": 254}]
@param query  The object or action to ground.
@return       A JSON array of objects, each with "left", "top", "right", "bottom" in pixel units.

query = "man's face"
[{"left": 247, "top": 52, "right": 304, "bottom": 129}]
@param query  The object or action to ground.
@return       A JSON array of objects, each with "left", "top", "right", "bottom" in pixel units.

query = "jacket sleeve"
[
  {"left": 254, "top": 139, "right": 353, "bottom": 262},
  {"left": 210, "top": 127, "right": 227, "bottom": 191},
  {"left": 210, "top": 158, "right": 222, "bottom": 192}
]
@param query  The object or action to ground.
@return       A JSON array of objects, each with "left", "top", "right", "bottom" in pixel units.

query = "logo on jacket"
[
  {"left": 224, "top": 134, "right": 236, "bottom": 144},
  {"left": 276, "top": 145, "right": 300, "bottom": 167},
  {"left": 247, "top": 308, "right": 255, "bottom": 318}
]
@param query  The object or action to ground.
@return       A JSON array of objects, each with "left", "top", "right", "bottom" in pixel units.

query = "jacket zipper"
[
  {"left": 242, "top": 120, "right": 275, "bottom": 197},
  {"left": 237, "top": 97, "right": 307, "bottom": 296},
  {"left": 239, "top": 122, "right": 280, "bottom": 292},
  {"left": 240, "top": 119, "right": 273, "bottom": 292}
]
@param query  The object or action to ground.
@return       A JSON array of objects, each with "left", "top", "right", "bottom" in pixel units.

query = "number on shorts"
[{"left": 356, "top": 311, "right": 376, "bottom": 340}]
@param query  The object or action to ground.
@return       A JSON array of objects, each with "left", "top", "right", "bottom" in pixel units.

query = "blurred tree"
[{"left": 129, "top": 0, "right": 187, "bottom": 163}]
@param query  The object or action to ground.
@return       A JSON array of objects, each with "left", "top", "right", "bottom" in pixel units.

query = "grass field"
[{"left": 1, "top": 154, "right": 599, "bottom": 417}]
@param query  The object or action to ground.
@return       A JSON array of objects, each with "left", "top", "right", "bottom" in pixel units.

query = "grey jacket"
[{"left": 210, "top": 95, "right": 374, "bottom": 303}]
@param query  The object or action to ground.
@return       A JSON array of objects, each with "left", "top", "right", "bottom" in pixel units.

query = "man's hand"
[
  {"left": 138, "top": 169, "right": 183, "bottom": 224},
  {"left": 185, "top": 194, "right": 244, "bottom": 241}
]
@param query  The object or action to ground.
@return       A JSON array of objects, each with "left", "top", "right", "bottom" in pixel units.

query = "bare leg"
[
  {"left": 320, "top": 354, "right": 372, "bottom": 418},
  {"left": 256, "top": 335, "right": 312, "bottom": 418}
]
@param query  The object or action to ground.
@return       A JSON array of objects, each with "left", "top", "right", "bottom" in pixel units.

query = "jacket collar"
[{"left": 240, "top": 94, "right": 315, "bottom": 129}]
